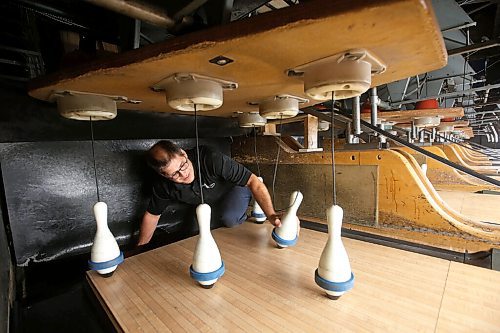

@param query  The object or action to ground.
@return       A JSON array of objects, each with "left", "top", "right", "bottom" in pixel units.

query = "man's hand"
[
  {"left": 268, "top": 215, "right": 300, "bottom": 235},
  {"left": 138, "top": 212, "right": 161, "bottom": 246},
  {"left": 268, "top": 214, "right": 282, "bottom": 227}
]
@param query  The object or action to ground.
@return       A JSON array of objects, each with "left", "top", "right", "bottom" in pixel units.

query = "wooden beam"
[
  {"left": 361, "top": 108, "right": 464, "bottom": 123},
  {"left": 28, "top": 0, "right": 447, "bottom": 117},
  {"left": 304, "top": 114, "right": 319, "bottom": 149}
]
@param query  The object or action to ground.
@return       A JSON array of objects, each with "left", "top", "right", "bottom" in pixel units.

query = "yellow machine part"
[{"left": 233, "top": 136, "right": 500, "bottom": 252}]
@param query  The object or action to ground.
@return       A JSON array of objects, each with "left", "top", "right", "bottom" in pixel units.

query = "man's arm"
[
  {"left": 137, "top": 211, "right": 161, "bottom": 246},
  {"left": 246, "top": 173, "right": 282, "bottom": 227}
]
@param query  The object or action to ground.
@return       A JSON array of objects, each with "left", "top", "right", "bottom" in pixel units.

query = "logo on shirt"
[{"left": 202, "top": 182, "right": 216, "bottom": 189}]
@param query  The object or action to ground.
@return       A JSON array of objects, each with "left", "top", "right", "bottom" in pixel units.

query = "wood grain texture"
[
  {"left": 360, "top": 108, "right": 464, "bottom": 123},
  {"left": 28, "top": 0, "right": 446, "bottom": 117},
  {"left": 393, "top": 145, "right": 495, "bottom": 190},
  {"left": 440, "top": 145, "right": 500, "bottom": 175},
  {"left": 436, "top": 261, "right": 500, "bottom": 333},
  {"left": 437, "top": 190, "right": 500, "bottom": 225},
  {"left": 232, "top": 136, "right": 500, "bottom": 249},
  {"left": 87, "top": 223, "right": 500, "bottom": 332}
]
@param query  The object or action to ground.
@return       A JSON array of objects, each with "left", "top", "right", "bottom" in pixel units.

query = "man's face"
[{"left": 159, "top": 151, "right": 195, "bottom": 184}]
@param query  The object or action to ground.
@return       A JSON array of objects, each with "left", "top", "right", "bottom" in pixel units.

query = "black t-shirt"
[{"left": 147, "top": 146, "right": 252, "bottom": 215}]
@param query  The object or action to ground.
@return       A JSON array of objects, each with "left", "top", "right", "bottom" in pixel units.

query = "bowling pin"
[
  {"left": 421, "top": 163, "right": 428, "bottom": 176},
  {"left": 251, "top": 177, "right": 266, "bottom": 223},
  {"left": 315, "top": 205, "right": 354, "bottom": 299},
  {"left": 271, "top": 191, "right": 303, "bottom": 248},
  {"left": 190, "top": 203, "right": 225, "bottom": 288},
  {"left": 88, "top": 202, "right": 124, "bottom": 277}
]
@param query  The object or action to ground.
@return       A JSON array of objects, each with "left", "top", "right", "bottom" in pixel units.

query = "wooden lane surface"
[
  {"left": 436, "top": 190, "right": 500, "bottom": 225},
  {"left": 87, "top": 223, "right": 500, "bottom": 332},
  {"left": 436, "top": 261, "right": 500, "bottom": 333},
  {"left": 29, "top": 0, "right": 446, "bottom": 117}
]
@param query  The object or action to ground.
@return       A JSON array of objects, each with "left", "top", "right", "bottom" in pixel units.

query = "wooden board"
[
  {"left": 232, "top": 136, "right": 500, "bottom": 249},
  {"left": 437, "top": 189, "right": 500, "bottom": 225},
  {"left": 28, "top": 0, "right": 447, "bottom": 117},
  {"left": 436, "top": 261, "right": 500, "bottom": 333},
  {"left": 458, "top": 126, "right": 474, "bottom": 138},
  {"left": 450, "top": 120, "right": 470, "bottom": 127},
  {"left": 361, "top": 108, "right": 464, "bottom": 123},
  {"left": 248, "top": 164, "right": 378, "bottom": 226},
  {"left": 87, "top": 223, "right": 500, "bottom": 332}
]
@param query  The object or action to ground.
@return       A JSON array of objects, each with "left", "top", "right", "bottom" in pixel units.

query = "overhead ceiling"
[{"left": 1, "top": 0, "right": 499, "bottom": 132}]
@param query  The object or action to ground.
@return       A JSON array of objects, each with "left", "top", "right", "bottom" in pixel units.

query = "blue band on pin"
[
  {"left": 88, "top": 252, "right": 124, "bottom": 271},
  {"left": 314, "top": 269, "right": 355, "bottom": 292},
  {"left": 252, "top": 212, "right": 266, "bottom": 218},
  {"left": 190, "top": 261, "right": 225, "bottom": 282},
  {"left": 271, "top": 228, "right": 298, "bottom": 246}
]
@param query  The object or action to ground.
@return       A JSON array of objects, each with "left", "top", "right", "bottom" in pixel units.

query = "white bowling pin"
[
  {"left": 191, "top": 203, "right": 225, "bottom": 287},
  {"left": 251, "top": 177, "right": 266, "bottom": 223},
  {"left": 272, "top": 191, "right": 303, "bottom": 248},
  {"left": 316, "top": 205, "right": 354, "bottom": 299},
  {"left": 421, "top": 163, "right": 428, "bottom": 175},
  {"left": 89, "top": 202, "right": 123, "bottom": 276}
]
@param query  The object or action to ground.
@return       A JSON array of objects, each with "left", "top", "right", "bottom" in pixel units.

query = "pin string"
[
  {"left": 330, "top": 94, "right": 337, "bottom": 205},
  {"left": 194, "top": 105, "right": 204, "bottom": 204},
  {"left": 253, "top": 125, "right": 261, "bottom": 177},
  {"left": 271, "top": 115, "right": 283, "bottom": 208},
  {"left": 89, "top": 116, "right": 100, "bottom": 202}
]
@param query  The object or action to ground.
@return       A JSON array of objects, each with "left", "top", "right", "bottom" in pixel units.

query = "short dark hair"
[{"left": 146, "top": 140, "right": 183, "bottom": 173}]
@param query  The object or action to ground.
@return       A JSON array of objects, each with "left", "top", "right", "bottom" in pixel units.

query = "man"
[{"left": 137, "top": 140, "right": 281, "bottom": 246}]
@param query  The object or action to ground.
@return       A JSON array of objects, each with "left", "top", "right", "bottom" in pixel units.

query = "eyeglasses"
[{"left": 165, "top": 156, "right": 189, "bottom": 180}]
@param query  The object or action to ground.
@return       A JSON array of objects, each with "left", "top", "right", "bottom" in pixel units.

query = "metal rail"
[
  {"left": 303, "top": 107, "right": 500, "bottom": 187},
  {"left": 426, "top": 130, "right": 500, "bottom": 160}
]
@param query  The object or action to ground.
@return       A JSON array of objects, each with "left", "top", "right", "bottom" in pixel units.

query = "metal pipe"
[
  {"left": 470, "top": 110, "right": 500, "bottom": 115},
  {"left": 419, "top": 130, "right": 425, "bottom": 143},
  {"left": 411, "top": 121, "right": 418, "bottom": 140},
  {"left": 426, "top": 72, "right": 475, "bottom": 82},
  {"left": 353, "top": 96, "right": 361, "bottom": 136},
  {"left": 399, "top": 77, "right": 411, "bottom": 108},
  {"left": 304, "top": 108, "right": 500, "bottom": 187},
  {"left": 391, "top": 83, "right": 500, "bottom": 106},
  {"left": 490, "top": 125, "right": 499, "bottom": 143},
  {"left": 376, "top": 99, "right": 394, "bottom": 110},
  {"left": 85, "top": 0, "right": 175, "bottom": 28},
  {"left": 173, "top": 0, "right": 209, "bottom": 21},
  {"left": 133, "top": 19, "right": 141, "bottom": 49},
  {"left": 484, "top": 88, "right": 490, "bottom": 103},
  {"left": 415, "top": 75, "right": 421, "bottom": 98},
  {"left": 407, "top": 130, "right": 413, "bottom": 143},
  {"left": 441, "top": 21, "right": 476, "bottom": 33},
  {"left": 370, "top": 87, "right": 378, "bottom": 126},
  {"left": 346, "top": 122, "right": 354, "bottom": 144},
  {"left": 448, "top": 38, "right": 500, "bottom": 56}
]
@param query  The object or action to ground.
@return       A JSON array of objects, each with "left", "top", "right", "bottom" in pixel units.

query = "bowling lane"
[
  {"left": 87, "top": 222, "right": 500, "bottom": 332},
  {"left": 436, "top": 189, "right": 500, "bottom": 225}
]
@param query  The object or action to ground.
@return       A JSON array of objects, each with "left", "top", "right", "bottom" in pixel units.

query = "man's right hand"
[
  {"left": 138, "top": 211, "right": 161, "bottom": 246},
  {"left": 268, "top": 215, "right": 300, "bottom": 235},
  {"left": 268, "top": 214, "right": 282, "bottom": 227}
]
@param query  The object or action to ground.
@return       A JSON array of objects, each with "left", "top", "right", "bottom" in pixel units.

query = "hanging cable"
[
  {"left": 89, "top": 116, "right": 100, "bottom": 202},
  {"left": 330, "top": 93, "right": 337, "bottom": 205},
  {"left": 253, "top": 125, "right": 261, "bottom": 177},
  {"left": 271, "top": 115, "right": 283, "bottom": 208},
  {"left": 461, "top": 28, "right": 470, "bottom": 105},
  {"left": 194, "top": 104, "right": 204, "bottom": 204}
]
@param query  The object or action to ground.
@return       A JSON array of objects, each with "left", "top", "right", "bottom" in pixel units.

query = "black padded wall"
[
  {"left": 0, "top": 139, "right": 230, "bottom": 266},
  {"left": 0, "top": 86, "right": 247, "bottom": 265},
  {"left": 0, "top": 200, "right": 12, "bottom": 333}
]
